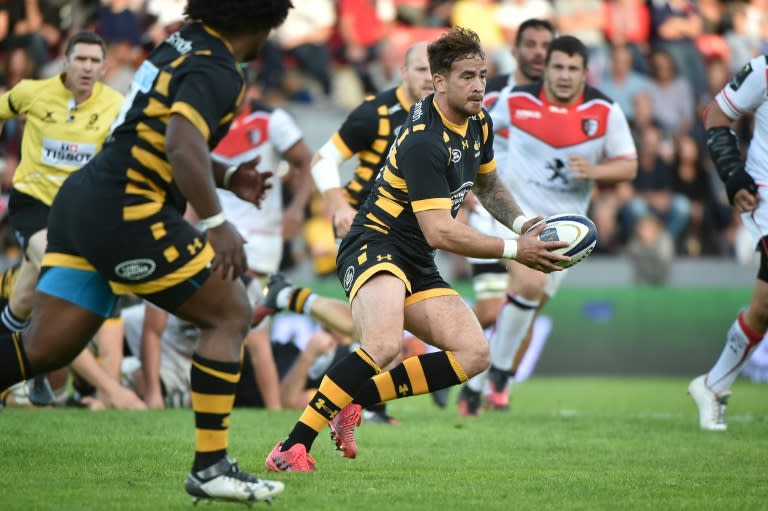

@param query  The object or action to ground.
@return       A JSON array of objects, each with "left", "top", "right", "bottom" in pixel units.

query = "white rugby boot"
[
  {"left": 185, "top": 456, "right": 284, "bottom": 506},
  {"left": 688, "top": 374, "right": 730, "bottom": 431}
]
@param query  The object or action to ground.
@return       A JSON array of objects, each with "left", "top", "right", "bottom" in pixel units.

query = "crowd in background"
[{"left": 0, "top": 0, "right": 766, "bottom": 276}]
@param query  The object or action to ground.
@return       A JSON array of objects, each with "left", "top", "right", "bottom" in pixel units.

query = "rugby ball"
[{"left": 527, "top": 213, "right": 598, "bottom": 268}]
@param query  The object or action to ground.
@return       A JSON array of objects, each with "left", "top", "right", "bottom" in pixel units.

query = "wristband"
[
  {"left": 200, "top": 212, "right": 227, "bottom": 229},
  {"left": 502, "top": 239, "right": 518, "bottom": 259},
  {"left": 511, "top": 215, "right": 531, "bottom": 235},
  {"left": 223, "top": 166, "right": 238, "bottom": 189}
]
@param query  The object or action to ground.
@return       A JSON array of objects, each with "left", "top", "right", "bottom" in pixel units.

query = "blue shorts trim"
[{"left": 37, "top": 267, "right": 117, "bottom": 318}]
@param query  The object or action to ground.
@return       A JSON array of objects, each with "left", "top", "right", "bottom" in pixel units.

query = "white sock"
[
  {"left": 708, "top": 313, "right": 764, "bottom": 393},
  {"left": 489, "top": 294, "right": 539, "bottom": 372},
  {"left": 514, "top": 314, "right": 552, "bottom": 382}
]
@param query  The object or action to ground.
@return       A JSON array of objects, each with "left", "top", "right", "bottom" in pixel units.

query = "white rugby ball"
[{"left": 527, "top": 213, "right": 598, "bottom": 268}]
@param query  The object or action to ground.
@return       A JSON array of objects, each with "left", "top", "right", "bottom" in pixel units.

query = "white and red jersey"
[
  {"left": 715, "top": 55, "right": 768, "bottom": 183},
  {"left": 490, "top": 82, "right": 636, "bottom": 217},
  {"left": 212, "top": 100, "right": 303, "bottom": 272}
]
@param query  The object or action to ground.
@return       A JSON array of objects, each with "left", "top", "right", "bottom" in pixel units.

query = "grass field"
[{"left": 2, "top": 377, "right": 767, "bottom": 511}]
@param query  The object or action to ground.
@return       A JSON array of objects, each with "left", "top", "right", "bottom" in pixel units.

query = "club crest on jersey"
[
  {"left": 582, "top": 118, "right": 599, "bottom": 137},
  {"left": 343, "top": 266, "right": 355, "bottom": 292}
]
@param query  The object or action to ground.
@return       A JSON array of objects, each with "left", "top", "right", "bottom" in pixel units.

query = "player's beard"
[{"left": 519, "top": 60, "right": 545, "bottom": 82}]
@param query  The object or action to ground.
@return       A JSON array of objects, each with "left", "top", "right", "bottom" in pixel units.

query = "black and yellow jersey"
[
  {"left": 0, "top": 74, "right": 123, "bottom": 206},
  {"left": 349, "top": 94, "right": 495, "bottom": 259},
  {"left": 331, "top": 85, "right": 414, "bottom": 208},
  {"left": 86, "top": 22, "right": 245, "bottom": 216}
]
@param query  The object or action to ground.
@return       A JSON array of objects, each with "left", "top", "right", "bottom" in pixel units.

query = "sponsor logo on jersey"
[
  {"left": 343, "top": 265, "right": 355, "bottom": 291},
  {"left": 450, "top": 181, "right": 474, "bottom": 211},
  {"left": 729, "top": 62, "right": 753, "bottom": 91},
  {"left": 451, "top": 148, "right": 462, "bottom": 163},
  {"left": 115, "top": 258, "right": 156, "bottom": 280},
  {"left": 42, "top": 111, "right": 56, "bottom": 123},
  {"left": 165, "top": 31, "right": 192, "bottom": 55},
  {"left": 582, "top": 118, "right": 599, "bottom": 137},
  {"left": 41, "top": 138, "right": 97, "bottom": 166},
  {"left": 515, "top": 109, "right": 542, "bottom": 120},
  {"left": 546, "top": 158, "right": 569, "bottom": 184},
  {"left": 411, "top": 100, "right": 424, "bottom": 121}
]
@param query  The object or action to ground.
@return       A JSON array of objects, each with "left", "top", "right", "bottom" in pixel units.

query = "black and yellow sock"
[
  {"left": 354, "top": 351, "right": 468, "bottom": 407},
  {"left": 287, "top": 287, "right": 314, "bottom": 315},
  {"left": 282, "top": 347, "right": 380, "bottom": 451},
  {"left": 0, "top": 332, "right": 32, "bottom": 391},
  {"left": 190, "top": 353, "right": 241, "bottom": 471}
]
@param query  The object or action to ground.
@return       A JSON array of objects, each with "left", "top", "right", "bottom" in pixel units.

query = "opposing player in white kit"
[
  {"left": 459, "top": 35, "right": 637, "bottom": 414},
  {"left": 463, "top": 20, "right": 555, "bottom": 403},
  {"left": 688, "top": 55, "right": 768, "bottom": 431}
]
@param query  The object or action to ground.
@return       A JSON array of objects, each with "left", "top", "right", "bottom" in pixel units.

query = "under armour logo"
[
  {"left": 42, "top": 111, "right": 55, "bottom": 123},
  {"left": 546, "top": 158, "right": 569, "bottom": 184},
  {"left": 376, "top": 254, "right": 392, "bottom": 262}
]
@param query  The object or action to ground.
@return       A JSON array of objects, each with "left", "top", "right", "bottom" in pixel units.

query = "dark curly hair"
[
  {"left": 185, "top": 0, "right": 292, "bottom": 35},
  {"left": 428, "top": 27, "right": 484, "bottom": 76}
]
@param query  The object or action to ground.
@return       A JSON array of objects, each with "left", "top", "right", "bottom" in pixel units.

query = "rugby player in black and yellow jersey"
[
  {"left": 311, "top": 41, "right": 434, "bottom": 238},
  {"left": 0, "top": 0, "right": 292, "bottom": 505},
  {"left": 266, "top": 27, "right": 569, "bottom": 473}
]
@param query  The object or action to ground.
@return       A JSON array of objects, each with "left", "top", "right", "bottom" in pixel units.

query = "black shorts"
[
  {"left": 43, "top": 172, "right": 214, "bottom": 312},
  {"left": 336, "top": 230, "right": 456, "bottom": 305},
  {"left": 8, "top": 189, "right": 50, "bottom": 251}
]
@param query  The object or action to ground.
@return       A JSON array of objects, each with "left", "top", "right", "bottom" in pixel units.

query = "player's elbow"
[{"left": 421, "top": 223, "right": 454, "bottom": 251}]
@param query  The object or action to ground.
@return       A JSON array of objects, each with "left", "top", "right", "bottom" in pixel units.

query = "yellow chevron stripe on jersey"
[
  {"left": 108, "top": 242, "right": 214, "bottom": 296},
  {"left": 412, "top": 197, "right": 452, "bottom": 212},
  {"left": 171, "top": 101, "right": 210, "bottom": 140},
  {"left": 372, "top": 138, "right": 388, "bottom": 153},
  {"left": 131, "top": 146, "right": 172, "bottom": 182},
  {"left": 331, "top": 132, "right": 354, "bottom": 159},
  {"left": 374, "top": 196, "right": 403, "bottom": 217},
  {"left": 137, "top": 122, "right": 165, "bottom": 151},
  {"left": 378, "top": 116, "right": 390, "bottom": 137},
  {"left": 363, "top": 223, "right": 388, "bottom": 235},
  {"left": 365, "top": 212, "right": 390, "bottom": 228},
  {"left": 42, "top": 252, "right": 97, "bottom": 272},
  {"left": 155, "top": 71, "right": 172, "bottom": 96},
  {"left": 144, "top": 97, "right": 171, "bottom": 122},
  {"left": 151, "top": 222, "right": 167, "bottom": 240},
  {"left": 126, "top": 182, "right": 165, "bottom": 203},
  {"left": 126, "top": 168, "right": 165, "bottom": 195},
  {"left": 478, "top": 159, "right": 496, "bottom": 174},
  {"left": 382, "top": 168, "right": 407, "bottom": 190},
  {"left": 123, "top": 201, "right": 163, "bottom": 221}
]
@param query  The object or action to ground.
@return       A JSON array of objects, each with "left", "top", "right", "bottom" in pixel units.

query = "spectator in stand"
[
  {"left": 260, "top": 0, "right": 336, "bottom": 101},
  {"left": 95, "top": 0, "right": 143, "bottom": 50},
  {"left": 672, "top": 134, "right": 731, "bottom": 256},
  {"left": 497, "top": 0, "right": 554, "bottom": 51},
  {"left": 599, "top": 43, "right": 652, "bottom": 120},
  {"left": 452, "top": 0, "right": 507, "bottom": 72},
  {"left": 622, "top": 124, "right": 691, "bottom": 246},
  {"left": 725, "top": 3, "right": 762, "bottom": 74},
  {"left": 602, "top": 0, "right": 651, "bottom": 74},
  {"left": 553, "top": 0, "right": 606, "bottom": 80},
  {"left": 425, "top": 0, "right": 455, "bottom": 27},
  {"left": 0, "top": 0, "right": 62, "bottom": 74},
  {"left": 647, "top": 49, "right": 695, "bottom": 137},
  {"left": 144, "top": 0, "right": 186, "bottom": 47},
  {"left": 624, "top": 213, "right": 674, "bottom": 284},
  {"left": 337, "top": 0, "right": 393, "bottom": 95},
  {"left": 649, "top": 0, "right": 708, "bottom": 100}
]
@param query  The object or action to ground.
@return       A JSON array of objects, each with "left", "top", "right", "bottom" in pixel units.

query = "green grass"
[{"left": 2, "top": 377, "right": 767, "bottom": 511}]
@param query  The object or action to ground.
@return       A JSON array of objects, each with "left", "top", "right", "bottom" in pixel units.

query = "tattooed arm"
[{"left": 473, "top": 170, "right": 539, "bottom": 233}]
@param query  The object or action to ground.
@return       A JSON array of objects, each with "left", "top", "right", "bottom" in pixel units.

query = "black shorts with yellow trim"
[
  {"left": 45, "top": 192, "right": 213, "bottom": 312},
  {"left": 8, "top": 189, "right": 50, "bottom": 252},
  {"left": 336, "top": 231, "right": 457, "bottom": 306}
]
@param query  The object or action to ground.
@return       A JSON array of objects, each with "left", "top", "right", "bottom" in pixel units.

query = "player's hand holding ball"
[
  {"left": 525, "top": 214, "right": 598, "bottom": 268},
  {"left": 510, "top": 219, "right": 571, "bottom": 273}
]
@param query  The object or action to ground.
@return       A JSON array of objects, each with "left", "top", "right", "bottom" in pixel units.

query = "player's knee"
[{"left": 462, "top": 342, "right": 490, "bottom": 378}]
